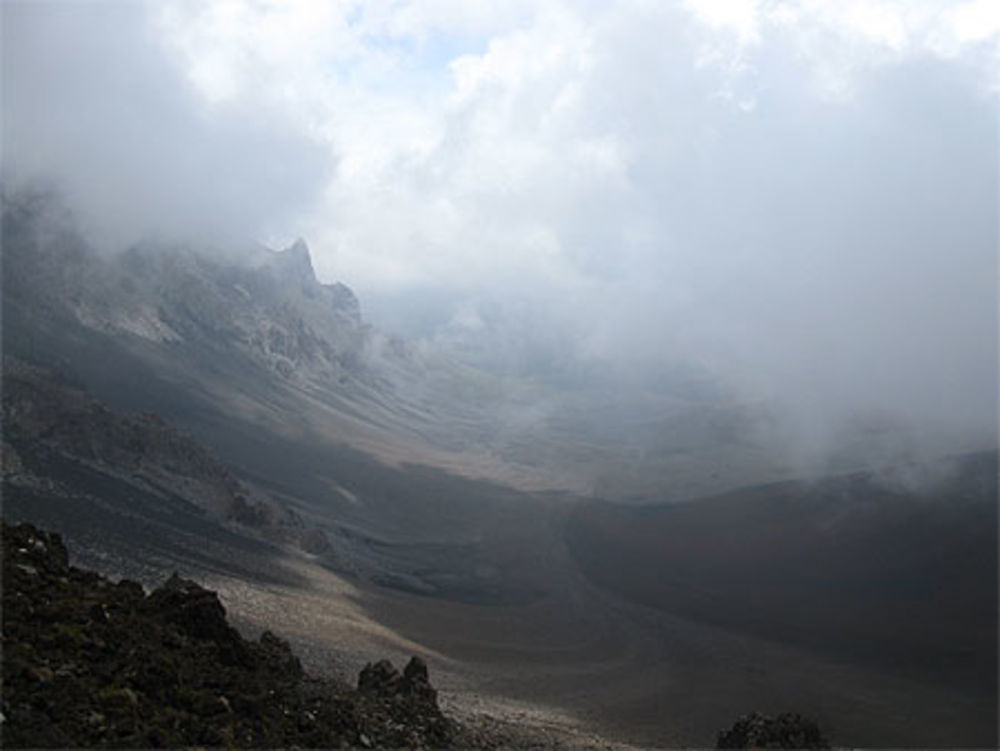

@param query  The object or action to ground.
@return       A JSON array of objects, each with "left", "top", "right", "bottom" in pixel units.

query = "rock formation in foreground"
[
  {"left": 716, "top": 711, "right": 829, "bottom": 749},
  {"left": 1, "top": 521, "right": 452, "bottom": 748}
]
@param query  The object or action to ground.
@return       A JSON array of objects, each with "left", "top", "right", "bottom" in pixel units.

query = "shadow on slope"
[{"left": 566, "top": 454, "right": 998, "bottom": 701}]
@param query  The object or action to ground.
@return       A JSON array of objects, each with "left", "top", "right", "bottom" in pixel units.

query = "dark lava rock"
[
  {"left": 5, "top": 520, "right": 70, "bottom": 572},
  {"left": 404, "top": 655, "right": 429, "bottom": 683},
  {"left": 358, "top": 656, "right": 435, "bottom": 701},
  {"left": 402, "top": 656, "right": 439, "bottom": 704},
  {"left": 257, "top": 629, "right": 304, "bottom": 679},
  {"left": 2, "top": 521, "right": 455, "bottom": 748},
  {"left": 717, "top": 711, "right": 829, "bottom": 749},
  {"left": 356, "top": 656, "right": 450, "bottom": 746},
  {"left": 358, "top": 659, "right": 402, "bottom": 698},
  {"left": 145, "top": 572, "right": 237, "bottom": 642}
]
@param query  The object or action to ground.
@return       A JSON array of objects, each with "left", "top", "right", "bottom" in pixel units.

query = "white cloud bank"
[{"left": 3, "top": 0, "right": 998, "bottom": 458}]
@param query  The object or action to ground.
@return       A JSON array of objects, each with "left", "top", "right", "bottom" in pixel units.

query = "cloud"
[
  {"left": 4, "top": 0, "right": 996, "bottom": 462},
  {"left": 684, "top": 0, "right": 1000, "bottom": 99},
  {"left": 2, "top": 1, "right": 331, "bottom": 248}
]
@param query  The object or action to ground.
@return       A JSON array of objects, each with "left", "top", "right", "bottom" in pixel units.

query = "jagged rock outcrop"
[
  {"left": 354, "top": 656, "right": 450, "bottom": 746},
  {"left": 144, "top": 573, "right": 247, "bottom": 647},
  {"left": 277, "top": 237, "right": 318, "bottom": 284},
  {"left": 1, "top": 521, "right": 455, "bottom": 748},
  {"left": 358, "top": 656, "right": 437, "bottom": 704},
  {"left": 716, "top": 711, "right": 829, "bottom": 749}
]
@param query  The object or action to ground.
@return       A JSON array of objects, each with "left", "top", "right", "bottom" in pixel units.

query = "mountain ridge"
[{"left": 2, "top": 188, "right": 804, "bottom": 502}]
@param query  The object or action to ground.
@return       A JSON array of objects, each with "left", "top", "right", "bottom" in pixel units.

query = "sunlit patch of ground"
[{"left": 202, "top": 553, "right": 642, "bottom": 748}]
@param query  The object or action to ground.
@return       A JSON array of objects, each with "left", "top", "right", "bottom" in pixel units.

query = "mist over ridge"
[
  {"left": 3, "top": 5, "right": 999, "bottom": 747},
  {"left": 3, "top": 0, "right": 997, "bottom": 487}
]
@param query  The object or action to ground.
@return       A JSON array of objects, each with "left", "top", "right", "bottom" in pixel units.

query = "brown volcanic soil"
[
  {"left": 565, "top": 457, "right": 998, "bottom": 693},
  {"left": 3, "top": 360, "right": 995, "bottom": 748},
  {"left": 181, "top": 502, "right": 994, "bottom": 749},
  {"left": 4, "top": 467, "right": 997, "bottom": 749},
  {"left": 349, "top": 539, "right": 995, "bottom": 747}
]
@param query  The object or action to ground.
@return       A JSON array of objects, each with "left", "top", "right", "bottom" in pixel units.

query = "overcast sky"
[{"left": 3, "top": 0, "right": 998, "bottom": 455}]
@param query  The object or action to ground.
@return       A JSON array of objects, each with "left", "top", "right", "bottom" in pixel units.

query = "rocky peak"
[
  {"left": 277, "top": 237, "right": 316, "bottom": 283},
  {"left": 3, "top": 190, "right": 376, "bottom": 392}
]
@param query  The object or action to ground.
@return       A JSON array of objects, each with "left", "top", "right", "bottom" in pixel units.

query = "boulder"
[
  {"left": 145, "top": 573, "right": 236, "bottom": 644},
  {"left": 717, "top": 711, "right": 829, "bottom": 749},
  {"left": 357, "top": 659, "right": 402, "bottom": 698}
]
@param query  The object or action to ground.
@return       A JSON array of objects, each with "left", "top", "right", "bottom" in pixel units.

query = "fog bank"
[{"left": 3, "top": 0, "right": 997, "bottom": 468}]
